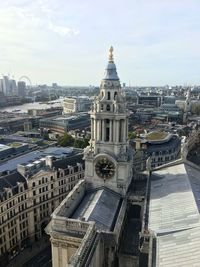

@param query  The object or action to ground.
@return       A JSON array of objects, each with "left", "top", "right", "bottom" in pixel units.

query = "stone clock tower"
[{"left": 84, "top": 47, "right": 133, "bottom": 195}]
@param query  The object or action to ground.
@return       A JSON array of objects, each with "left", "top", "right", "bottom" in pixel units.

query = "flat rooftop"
[
  {"left": 40, "top": 113, "right": 89, "bottom": 122},
  {"left": 149, "top": 163, "right": 200, "bottom": 267},
  {"left": 0, "top": 144, "right": 11, "bottom": 151},
  {"left": 146, "top": 131, "right": 168, "bottom": 141},
  {"left": 0, "top": 147, "right": 75, "bottom": 173}
]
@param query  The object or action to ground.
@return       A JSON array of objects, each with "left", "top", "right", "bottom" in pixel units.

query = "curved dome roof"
[
  {"left": 103, "top": 61, "right": 119, "bottom": 80},
  {"left": 103, "top": 46, "right": 119, "bottom": 81}
]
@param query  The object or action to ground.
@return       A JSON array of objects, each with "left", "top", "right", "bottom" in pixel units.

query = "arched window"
[
  {"left": 107, "top": 91, "right": 110, "bottom": 100},
  {"left": 114, "top": 91, "right": 118, "bottom": 99},
  {"left": 106, "top": 105, "right": 110, "bottom": 111}
]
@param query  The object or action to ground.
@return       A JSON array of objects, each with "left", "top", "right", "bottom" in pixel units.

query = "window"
[
  {"left": 107, "top": 91, "right": 110, "bottom": 100},
  {"left": 65, "top": 169, "right": 69, "bottom": 175},
  {"left": 106, "top": 105, "right": 110, "bottom": 111},
  {"left": 106, "top": 127, "right": 110, "bottom": 141},
  {"left": 114, "top": 91, "right": 118, "bottom": 99}
]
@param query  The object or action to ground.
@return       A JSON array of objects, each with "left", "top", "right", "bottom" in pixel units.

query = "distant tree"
[
  {"left": 43, "top": 133, "right": 49, "bottom": 140},
  {"left": 128, "top": 131, "right": 137, "bottom": 140},
  {"left": 192, "top": 105, "right": 200, "bottom": 115},
  {"left": 58, "top": 133, "right": 74, "bottom": 147},
  {"left": 74, "top": 138, "right": 89, "bottom": 148}
]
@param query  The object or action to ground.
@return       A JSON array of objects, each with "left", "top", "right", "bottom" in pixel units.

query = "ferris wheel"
[{"left": 19, "top": 76, "right": 32, "bottom": 88}]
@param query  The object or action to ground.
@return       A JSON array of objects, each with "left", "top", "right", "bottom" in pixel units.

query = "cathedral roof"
[
  {"left": 148, "top": 162, "right": 200, "bottom": 267},
  {"left": 103, "top": 46, "right": 119, "bottom": 81},
  {"left": 71, "top": 187, "right": 122, "bottom": 231}
]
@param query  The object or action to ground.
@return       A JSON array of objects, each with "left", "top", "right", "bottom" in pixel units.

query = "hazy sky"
[{"left": 0, "top": 0, "right": 200, "bottom": 86}]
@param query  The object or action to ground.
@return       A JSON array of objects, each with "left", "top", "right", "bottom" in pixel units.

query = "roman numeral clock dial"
[{"left": 95, "top": 157, "right": 115, "bottom": 179}]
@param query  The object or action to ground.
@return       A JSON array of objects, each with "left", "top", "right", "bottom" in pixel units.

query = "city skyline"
[{"left": 1, "top": 0, "right": 200, "bottom": 86}]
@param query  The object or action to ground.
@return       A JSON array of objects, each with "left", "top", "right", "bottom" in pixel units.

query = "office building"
[
  {"left": 0, "top": 148, "right": 84, "bottom": 265},
  {"left": 17, "top": 81, "right": 26, "bottom": 97},
  {"left": 63, "top": 96, "right": 91, "bottom": 113}
]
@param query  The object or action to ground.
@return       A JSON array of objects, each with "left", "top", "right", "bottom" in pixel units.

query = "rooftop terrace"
[{"left": 146, "top": 131, "right": 168, "bottom": 141}]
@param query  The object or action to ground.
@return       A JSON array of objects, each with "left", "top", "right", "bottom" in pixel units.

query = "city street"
[
  {"left": 21, "top": 246, "right": 52, "bottom": 267},
  {"left": 187, "top": 147, "right": 200, "bottom": 166}
]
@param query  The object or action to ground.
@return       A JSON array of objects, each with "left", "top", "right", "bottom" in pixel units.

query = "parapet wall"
[{"left": 53, "top": 179, "right": 85, "bottom": 218}]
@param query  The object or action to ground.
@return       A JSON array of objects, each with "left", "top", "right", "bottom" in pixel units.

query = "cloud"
[
  {"left": 0, "top": 1, "right": 79, "bottom": 38},
  {"left": 48, "top": 22, "right": 79, "bottom": 37},
  {"left": 0, "top": 0, "right": 200, "bottom": 86}
]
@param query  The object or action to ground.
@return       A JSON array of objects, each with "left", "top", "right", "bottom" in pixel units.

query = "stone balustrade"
[{"left": 68, "top": 222, "right": 97, "bottom": 267}]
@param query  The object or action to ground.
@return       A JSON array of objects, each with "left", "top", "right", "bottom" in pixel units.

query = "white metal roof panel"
[{"left": 149, "top": 163, "right": 200, "bottom": 267}]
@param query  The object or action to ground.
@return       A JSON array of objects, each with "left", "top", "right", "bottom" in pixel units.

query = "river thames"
[{"left": 0, "top": 99, "right": 64, "bottom": 113}]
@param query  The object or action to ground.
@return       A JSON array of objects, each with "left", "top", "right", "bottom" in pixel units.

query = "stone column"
[
  {"left": 109, "top": 120, "right": 113, "bottom": 142},
  {"left": 99, "top": 120, "right": 102, "bottom": 141},
  {"left": 96, "top": 119, "right": 99, "bottom": 141},
  {"left": 95, "top": 119, "right": 97, "bottom": 141},
  {"left": 116, "top": 120, "right": 119, "bottom": 142},
  {"left": 123, "top": 120, "right": 126, "bottom": 142},
  {"left": 102, "top": 119, "right": 105, "bottom": 141},
  {"left": 126, "top": 118, "right": 128, "bottom": 141},
  {"left": 97, "top": 120, "right": 101, "bottom": 141},
  {"left": 113, "top": 120, "right": 116, "bottom": 142},
  {"left": 91, "top": 118, "right": 94, "bottom": 140}
]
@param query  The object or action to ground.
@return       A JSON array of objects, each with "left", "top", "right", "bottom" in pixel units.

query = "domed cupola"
[{"left": 103, "top": 46, "right": 119, "bottom": 81}]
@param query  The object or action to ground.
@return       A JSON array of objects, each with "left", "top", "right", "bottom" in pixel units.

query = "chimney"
[{"left": 46, "top": 156, "right": 53, "bottom": 168}]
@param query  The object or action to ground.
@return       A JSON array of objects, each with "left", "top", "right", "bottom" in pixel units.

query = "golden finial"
[{"left": 109, "top": 46, "right": 114, "bottom": 61}]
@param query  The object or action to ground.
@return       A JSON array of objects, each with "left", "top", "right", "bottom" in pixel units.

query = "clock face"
[{"left": 95, "top": 157, "right": 115, "bottom": 179}]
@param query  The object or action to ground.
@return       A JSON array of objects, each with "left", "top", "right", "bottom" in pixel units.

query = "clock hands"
[
  {"left": 95, "top": 157, "right": 115, "bottom": 178},
  {"left": 102, "top": 167, "right": 114, "bottom": 171}
]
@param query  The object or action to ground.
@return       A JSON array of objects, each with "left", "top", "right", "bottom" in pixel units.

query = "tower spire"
[
  {"left": 109, "top": 46, "right": 114, "bottom": 61},
  {"left": 104, "top": 46, "right": 119, "bottom": 80}
]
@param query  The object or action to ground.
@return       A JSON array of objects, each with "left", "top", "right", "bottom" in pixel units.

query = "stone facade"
[
  {"left": 134, "top": 133, "right": 181, "bottom": 170},
  {"left": 63, "top": 97, "right": 91, "bottom": 114},
  {"left": 0, "top": 152, "right": 84, "bottom": 265}
]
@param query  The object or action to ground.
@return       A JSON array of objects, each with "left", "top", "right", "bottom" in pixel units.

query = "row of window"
[
  {"left": 9, "top": 228, "right": 17, "bottom": 238},
  {"left": 20, "top": 229, "right": 28, "bottom": 240},
  {"left": 149, "top": 148, "right": 178, "bottom": 156},
  {"left": 0, "top": 169, "right": 84, "bottom": 257},
  {"left": 0, "top": 193, "right": 27, "bottom": 214},
  {"left": 101, "top": 90, "right": 118, "bottom": 100},
  {"left": 10, "top": 237, "right": 18, "bottom": 248},
  {"left": 20, "top": 221, "right": 28, "bottom": 231},
  {"left": 32, "top": 176, "right": 54, "bottom": 187}
]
